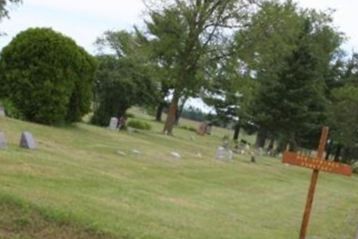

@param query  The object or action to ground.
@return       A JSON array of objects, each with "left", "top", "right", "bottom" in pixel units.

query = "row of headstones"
[{"left": 0, "top": 131, "right": 37, "bottom": 149}]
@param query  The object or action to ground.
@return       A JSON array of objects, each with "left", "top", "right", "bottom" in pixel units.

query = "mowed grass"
[{"left": 0, "top": 112, "right": 357, "bottom": 239}]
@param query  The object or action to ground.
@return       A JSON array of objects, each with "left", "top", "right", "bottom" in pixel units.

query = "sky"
[{"left": 1, "top": 0, "right": 358, "bottom": 54}]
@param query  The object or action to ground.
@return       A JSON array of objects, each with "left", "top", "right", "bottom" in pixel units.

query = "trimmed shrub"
[
  {"left": 0, "top": 28, "right": 96, "bottom": 125},
  {"left": 127, "top": 120, "right": 152, "bottom": 130}
]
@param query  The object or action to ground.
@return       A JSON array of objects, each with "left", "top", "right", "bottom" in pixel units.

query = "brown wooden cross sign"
[{"left": 282, "top": 126, "right": 353, "bottom": 239}]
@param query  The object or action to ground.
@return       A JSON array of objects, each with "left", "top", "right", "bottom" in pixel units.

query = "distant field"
[{"left": 0, "top": 111, "right": 357, "bottom": 239}]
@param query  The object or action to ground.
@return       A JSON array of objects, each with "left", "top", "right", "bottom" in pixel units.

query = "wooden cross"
[{"left": 282, "top": 126, "right": 352, "bottom": 239}]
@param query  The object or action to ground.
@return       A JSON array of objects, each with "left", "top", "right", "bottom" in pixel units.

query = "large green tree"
[
  {"left": 144, "top": 0, "right": 256, "bottom": 135},
  {"left": 92, "top": 30, "right": 157, "bottom": 126},
  {"left": 0, "top": 28, "right": 96, "bottom": 125},
  {"left": 329, "top": 85, "right": 358, "bottom": 163},
  {"left": 235, "top": 1, "right": 343, "bottom": 150}
]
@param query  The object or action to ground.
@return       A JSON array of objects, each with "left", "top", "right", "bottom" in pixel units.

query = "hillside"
[{"left": 0, "top": 113, "right": 357, "bottom": 239}]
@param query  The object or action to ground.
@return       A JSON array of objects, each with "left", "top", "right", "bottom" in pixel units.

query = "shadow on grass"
[{"left": 0, "top": 193, "right": 123, "bottom": 239}]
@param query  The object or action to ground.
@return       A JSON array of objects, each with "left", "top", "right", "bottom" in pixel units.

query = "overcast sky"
[{"left": 1, "top": 0, "right": 358, "bottom": 54}]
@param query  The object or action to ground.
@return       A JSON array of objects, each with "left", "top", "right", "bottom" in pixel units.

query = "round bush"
[
  {"left": 127, "top": 120, "right": 152, "bottom": 130},
  {"left": 0, "top": 28, "right": 96, "bottom": 125}
]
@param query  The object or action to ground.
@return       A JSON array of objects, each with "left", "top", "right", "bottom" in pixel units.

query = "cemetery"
[{"left": 0, "top": 0, "right": 358, "bottom": 239}]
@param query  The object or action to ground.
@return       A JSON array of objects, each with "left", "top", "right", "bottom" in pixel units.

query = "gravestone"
[
  {"left": 108, "top": 117, "right": 118, "bottom": 130},
  {"left": 216, "top": 146, "right": 226, "bottom": 160},
  {"left": 116, "top": 150, "right": 127, "bottom": 156},
  {"left": 170, "top": 151, "right": 181, "bottom": 159},
  {"left": 131, "top": 149, "right": 141, "bottom": 155},
  {"left": 0, "top": 106, "right": 5, "bottom": 117},
  {"left": 216, "top": 147, "right": 233, "bottom": 160},
  {"left": 0, "top": 132, "right": 7, "bottom": 149},
  {"left": 20, "top": 131, "right": 37, "bottom": 149}
]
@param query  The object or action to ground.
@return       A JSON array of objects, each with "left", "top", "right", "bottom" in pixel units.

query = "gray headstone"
[
  {"left": 216, "top": 147, "right": 233, "bottom": 160},
  {"left": 216, "top": 146, "right": 226, "bottom": 160},
  {"left": 0, "top": 132, "right": 7, "bottom": 149},
  {"left": 20, "top": 131, "right": 37, "bottom": 149},
  {"left": 109, "top": 117, "right": 118, "bottom": 130},
  {"left": 0, "top": 107, "right": 5, "bottom": 117}
]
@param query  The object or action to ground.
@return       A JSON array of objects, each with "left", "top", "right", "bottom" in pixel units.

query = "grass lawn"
[{"left": 0, "top": 111, "right": 357, "bottom": 239}]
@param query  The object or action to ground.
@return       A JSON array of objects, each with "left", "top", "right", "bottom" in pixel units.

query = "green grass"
[{"left": 0, "top": 112, "right": 357, "bottom": 239}]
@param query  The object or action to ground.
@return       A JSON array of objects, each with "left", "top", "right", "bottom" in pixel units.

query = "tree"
[
  {"left": 203, "top": 52, "right": 256, "bottom": 140},
  {"left": 235, "top": 1, "right": 343, "bottom": 150},
  {"left": 0, "top": 28, "right": 96, "bottom": 125},
  {"left": 144, "top": 0, "right": 256, "bottom": 135},
  {"left": 91, "top": 31, "right": 157, "bottom": 126},
  {"left": 0, "top": 0, "right": 21, "bottom": 20},
  {"left": 329, "top": 85, "right": 358, "bottom": 163}
]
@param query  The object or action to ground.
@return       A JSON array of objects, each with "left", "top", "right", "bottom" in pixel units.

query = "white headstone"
[
  {"left": 20, "top": 131, "right": 37, "bottom": 149},
  {"left": 109, "top": 117, "right": 118, "bottom": 130},
  {"left": 116, "top": 150, "right": 127, "bottom": 156},
  {"left": 195, "top": 152, "right": 202, "bottom": 158},
  {"left": 170, "top": 152, "right": 181, "bottom": 159},
  {"left": 0, "top": 107, "right": 5, "bottom": 117},
  {"left": 216, "top": 146, "right": 226, "bottom": 160},
  {"left": 0, "top": 132, "right": 7, "bottom": 149},
  {"left": 131, "top": 149, "right": 141, "bottom": 155}
]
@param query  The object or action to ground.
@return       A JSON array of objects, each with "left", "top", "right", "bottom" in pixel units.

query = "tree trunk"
[
  {"left": 325, "top": 140, "right": 333, "bottom": 160},
  {"left": 163, "top": 92, "right": 179, "bottom": 135},
  {"left": 155, "top": 102, "right": 165, "bottom": 122},
  {"left": 334, "top": 144, "right": 343, "bottom": 162},
  {"left": 175, "top": 96, "right": 188, "bottom": 125},
  {"left": 233, "top": 122, "right": 241, "bottom": 141},
  {"left": 288, "top": 132, "right": 297, "bottom": 152},
  {"left": 255, "top": 127, "right": 267, "bottom": 148},
  {"left": 267, "top": 138, "right": 274, "bottom": 151}
]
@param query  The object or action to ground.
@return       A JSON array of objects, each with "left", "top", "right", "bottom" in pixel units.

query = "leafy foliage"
[
  {"left": 236, "top": 2, "right": 344, "bottom": 149},
  {"left": 91, "top": 47, "right": 157, "bottom": 126},
  {"left": 0, "top": 98, "right": 23, "bottom": 119},
  {"left": 143, "top": 0, "right": 256, "bottom": 134},
  {"left": 0, "top": 0, "right": 21, "bottom": 20},
  {"left": 330, "top": 85, "right": 358, "bottom": 148},
  {"left": 0, "top": 28, "right": 96, "bottom": 125}
]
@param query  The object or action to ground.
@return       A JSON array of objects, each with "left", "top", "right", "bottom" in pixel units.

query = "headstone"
[
  {"left": 195, "top": 152, "right": 202, "bottom": 158},
  {"left": 216, "top": 146, "right": 226, "bottom": 160},
  {"left": 20, "top": 131, "right": 37, "bottom": 149},
  {"left": 131, "top": 149, "right": 141, "bottom": 155},
  {"left": 116, "top": 150, "right": 127, "bottom": 156},
  {"left": 216, "top": 146, "right": 233, "bottom": 161},
  {"left": 170, "top": 152, "right": 181, "bottom": 159},
  {"left": 0, "top": 132, "right": 7, "bottom": 149},
  {"left": 0, "top": 106, "right": 5, "bottom": 117},
  {"left": 108, "top": 117, "right": 118, "bottom": 130},
  {"left": 197, "top": 122, "right": 209, "bottom": 136},
  {"left": 227, "top": 150, "right": 233, "bottom": 160}
]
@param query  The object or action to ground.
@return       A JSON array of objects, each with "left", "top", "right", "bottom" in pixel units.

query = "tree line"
[{"left": 0, "top": 0, "right": 357, "bottom": 162}]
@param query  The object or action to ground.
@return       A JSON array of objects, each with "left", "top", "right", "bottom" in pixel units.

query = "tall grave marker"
[{"left": 282, "top": 127, "right": 352, "bottom": 239}]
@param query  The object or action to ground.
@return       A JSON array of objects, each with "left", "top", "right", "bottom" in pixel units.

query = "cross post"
[{"left": 282, "top": 127, "right": 352, "bottom": 239}]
